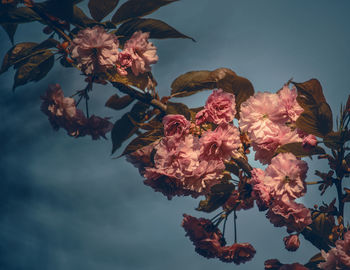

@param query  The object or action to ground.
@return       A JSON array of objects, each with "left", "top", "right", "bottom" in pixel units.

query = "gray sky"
[{"left": 1, "top": 0, "right": 350, "bottom": 269}]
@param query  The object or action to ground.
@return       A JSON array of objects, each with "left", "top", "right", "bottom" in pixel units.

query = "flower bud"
[{"left": 283, "top": 234, "right": 300, "bottom": 251}]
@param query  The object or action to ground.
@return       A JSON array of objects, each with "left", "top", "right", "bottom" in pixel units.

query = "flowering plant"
[{"left": 1, "top": 0, "right": 349, "bottom": 269}]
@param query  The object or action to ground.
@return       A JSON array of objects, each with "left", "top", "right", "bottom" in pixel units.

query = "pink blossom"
[
  {"left": 264, "top": 153, "right": 308, "bottom": 199},
  {"left": 319, "top": 230, "right": 350, "bottom": 269},
  {"left": 41, "top": 84, "right": 84, "bottom": 136},
  {"left": 302, "top": 134, "right": 318, "bottom": 150},
  {"left": 283, "top": 234, "right": 300, "bottom": 251},
  {"left": 278, "top": 84, "right": 304, "bottom": 122},
  {"left": 41, "top": 84, "right": 76, "bottom": 118},
  {"left": 252, "top": 124, "right": 301, "bottom": 165},
  {"left": 249, "top": 168, "right": 272, "bottom": 211},
  {"left": 199, "top": 123, "right": 241, "bottom": 161},
  {"left": 124, "top": 31, "right": 158, "bottom": 76},
  {"left": 266, "top": 195, "right": 312, "bottom": 232},
  {"left": 219, "top": 243, "right": 256, "bottom": 264},
  {"left": 239, "top": 92, "right": 286, "bottom": 137},
  {"left": 195, "top": 109, "right": 209, "bottom": 125},
  {"left": 143, "top": 134, "right": 224, "bottom": 197},
  {"left": 145, "top": 135, "right": 200, "bottom": 180},
  {"left": 126, "top": 142, "right": 158, "bottom": 174},
  {"left": 41, "top": 84, "right": 113, "bottom": 140},
  {"left": 182, "top": 214, "right": 224, "bottom": 258},
  {"left": 116, "top": 49, "right": 133, "bottom": 76},
  {"left": 162, "top": 114, "right": 190, "bottom": 140},
  {"left": 70, "top": 26, "right": 119, "bottom": 75},
  {"left": 196, "top": 89, "right": 236, "bottom": 125}
]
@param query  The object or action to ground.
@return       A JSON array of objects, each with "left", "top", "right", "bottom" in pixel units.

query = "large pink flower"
[
  {"left": 123, "top": 31, "right": 158, "bottom": 76},
  {"left": 278, "top": 85, "right": 304, "bottom": 122},
  {"left": 196, "top": 89, "right": 236, "bottom": 125},
  {"left": 252, "top": 125, "right": 301, "bottom": 164},
  {"left": 264, "top": 153, "right": 308, "bottom": 199},
  {"left": 199, "top": 123, "right": 241, "bottom": 161},
  {"left": 266, "top": 195, "right": 312, "bottom": 232},
  {"left": 70, "top": 26, "right": 119, "bottom": 75},
  {"left": 162, "top": 114, "right": 190, "bottom": 140},
  {"left": 239, "top": 92, "right": 286, "bottom": 137},
  {"left": 144, "top": 135, "right": 223, "bottom": 196}
]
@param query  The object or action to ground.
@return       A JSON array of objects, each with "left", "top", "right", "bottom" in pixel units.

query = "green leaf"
[
  {"left": 196, "top": 183, "right": 235, "bottom": 213},
  {"left": 105, "top": 94, "right": 135, "bottom": 110},
  {"left": 121, "top": 128, "right": 162, "bottom": 156},
  {"left": 171, "top": 70, "right": 215, "bottom": 97},
  {"left": 301, "top": 212, "right": 334, "bottom": 252},
  {"left": 1, "top": 23, "right": 17, "bottom": 44},
  {"left": 275, "top": 142, "right": 325, "bottom": 158},
  {"left": 0, "top": 7, "right": 41, "bottom": 24},
  {"left": 1, "top": 38, "right": 58, "bottom": 74},
  {"left": 0, "top": 42, "right": 37, "bottom": 74},
  {"left": 13, "top": 51, "right": 54, "bottom": 90},
  {"left": 111, "top": 101, "right": 149, "bottom": 154},
  {"left": 293, "top": 79, "right": 333, "bottom": 137},
  {"left": 112, "top": 0, "right": 178, "bottom": 25},
  {"left": 115, "top": 18, "right": 194, "bottom": 43},
  {"left": 171, "top": 68, "right": 254, "bottom": 118},
  {"left": 88, "top": 0, "right": 119, "bottom": 21},
  {"left": 323, "top": 130, "right": 350, "bottom": 150},
  {"left": 165, "top": 101, "right": 191, "bottom": 120}
]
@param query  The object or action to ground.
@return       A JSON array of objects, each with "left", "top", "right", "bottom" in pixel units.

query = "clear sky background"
[{"left": 0, "top": 0, "right": 349, "bottom": 269}]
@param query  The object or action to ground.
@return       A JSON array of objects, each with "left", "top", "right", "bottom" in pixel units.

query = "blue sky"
[{"left": 0, "top": 1, "right": 349, "bottom": 269}]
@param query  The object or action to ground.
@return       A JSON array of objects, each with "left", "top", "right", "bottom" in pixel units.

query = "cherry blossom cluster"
[
  {"left": 319, "top": 230, "right": 350, "bottom": 269},
  {"left": 249, "top": 153, "right": 311, "bottom": 251},
  {"left": 41, "top": 84, "right": 112, "bottom": 139},
  {"left": 69, "top": 26, "right": 158, "bottom": 77},
  {"left": 128, "top": 89, "right": 242, "bottom": 199},
  {"left": 182, "top": 214, "right": 256, "bottom": 264},
  {"left": 239, "top": 85, "right": 317, "bottom": 164}
]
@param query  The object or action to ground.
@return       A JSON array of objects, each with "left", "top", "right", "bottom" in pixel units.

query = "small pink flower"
[
  {"left": 41, "top": 84, "right": 76, "bottom": 118},
  {"left": 116, "top": 49, "right": 133, "bottom": 76},
  {"left": 283, "top": 234, "right": 300, "bottom": 251},
  {"left": 199, "top": 123, "right": 241, "bottom": 161},
  {"left": 278, "top": 84, "right": 304, "bottom": 122},
  {"left": 266, "top": 195, "right": 312, "bottom": 232},
  {"left": 162, "top": 114, "right": 190, "bottom": 140},
  {"left": 124, "top": 31, "right": 158, "bottom": 76},
  {"left": 264, "top": 153, "right": 308, "bottom": 199},
  {"left": 198, "top": 89, "right": 236, "bottom": 125},
  {"left": 70, "top": 26, "right": 119, "bottom": 75},
  {"left": 219, "top": 243, "right": 256, "bottom": 264},
  {"left": 302, "top": 134, "right": 318, "bottom": 150}
]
